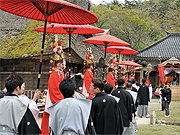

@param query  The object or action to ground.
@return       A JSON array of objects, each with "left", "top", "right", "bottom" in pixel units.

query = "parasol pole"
[
  {"left": 68, "top": 33, "right": 71, "bottom": 78},
  {"left": 36, "top": 2, "right": 49, "bottom": 93},
  {"left": 102, "top": 42, "right": 109, "bottom": 80},
  {"left": 117, "top": 49, "right": 123, "bottom": 78},
  {"left": 63, "top": 28, "right": 77, "bottom": 78}
]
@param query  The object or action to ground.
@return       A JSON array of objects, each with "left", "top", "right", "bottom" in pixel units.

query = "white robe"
[
  {"left": 19, "top": 94, "right": 39, "bottom": 120},
  {"left": 0, "top": 96, "right": 27, "bottom": 134},
  {"left": 48, "top": 98, "right": 92, "bottom": 135}
]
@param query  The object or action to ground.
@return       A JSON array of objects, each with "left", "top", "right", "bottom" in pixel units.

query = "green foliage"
[
  {"left": 0, "top": 20, "right": 67, "bottom": 58},
  {"left": 91, "top": 0, "right": 180, "bottom": 51},
  {"left": 90, "top": 5, "right": 114, "bottom": 28},
  {"left": 175, "top": 0, "right": 180, "bottom": 8},
  {"left": 162, "top": 8, "right": 180, "bottom": 32},
  {"left": 91, "top": 4, "right": 151, "bottom": 50}
]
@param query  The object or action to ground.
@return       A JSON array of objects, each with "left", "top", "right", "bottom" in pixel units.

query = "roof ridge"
[
  {"left": 138, "top": 32, "right": 180, "bottom": 54},
  {"left": 138, "top": 33, "right": 170, "bottom": 53}
]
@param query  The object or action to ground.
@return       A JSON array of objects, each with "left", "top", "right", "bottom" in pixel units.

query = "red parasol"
[
  {"left": 0, "top": 0, "right": 98, "bottom": 91},
  {"left": 0, "top": 0, "right": 98, "bottom": 24},
  {"left": 35, "top": 23, "right": 104, "bottom": 34},
  {"left": 82, "top": 34, "right": 131, "bottom": 46},
  {"left": 35, "top": 23, "right": 104, "bottom": 77},
  {"left": 102, "top": 46, "right": 137, "bottom": 55},
  {"left": 102, "top": 46, "right": 138, "bottom": 62},
  {"left": 82, "top": 34, "right": 131, "bottom": 79},
  {"left": 115, "top": 60, "right": 142, "bottom": 67}
]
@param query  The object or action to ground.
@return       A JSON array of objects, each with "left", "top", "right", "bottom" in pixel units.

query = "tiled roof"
[{"left": 135, "top": 32, "right": 180, "bottom": 59}]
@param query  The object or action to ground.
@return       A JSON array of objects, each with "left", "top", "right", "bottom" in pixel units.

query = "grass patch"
[
  {"left": 137, "top": 125, "right": 180, "bottom": 135},
  {"left": 137, "top": 99, "right": 180, "bottom": 135}
]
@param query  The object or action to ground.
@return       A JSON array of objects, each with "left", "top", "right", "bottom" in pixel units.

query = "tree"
[
  {"left": 90, "top": 5, "right": 113, "bottom": 28},
  {"left": 109, "top": 7, "right": 151, "bottom": 50},
  {"left": 162, "top": 8, "right": 180, "bottom": 32}
]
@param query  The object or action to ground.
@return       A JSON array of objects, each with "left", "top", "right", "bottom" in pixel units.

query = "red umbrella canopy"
[
  {"left": 102, "top": 46, "right": 138, "bottom": 55},
  {"left": 82, "top": 34, "right": 131, "bottom": 46},
  {"left": 34, "top": 23, "right": 104, "bottom": 34},
  {"left": 0, "top": 0, "right": 98, "bottom": 24},
  {"left": 115, "top": 60, "right": 142, "bottom": 67}
]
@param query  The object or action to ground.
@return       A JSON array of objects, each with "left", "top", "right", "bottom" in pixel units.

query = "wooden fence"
[
  {"left": 24, "top": 90, "right": 36, "bottom": 99},
  {"left": 171, "top": 86, "right": 180, "bottom": 100}
]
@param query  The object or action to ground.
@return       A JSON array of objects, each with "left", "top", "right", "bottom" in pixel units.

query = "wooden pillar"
[
  {"left": 158, "top": 75, "right": 161, "bottom": 87},
  {"left": 33, "top": 61, "right": 36, "bottom": 71},
  {"left": 155, "top": 72, "right": 157, "bottom": 87},
  {"left": 179, "top": 74, "right": 180, "bottom": 86},
  {"left": 13, "top": 63, "right": 15, "bottom": 71},
  {"left": 140, "top": 68, "right": 142, "bottom": 83}
]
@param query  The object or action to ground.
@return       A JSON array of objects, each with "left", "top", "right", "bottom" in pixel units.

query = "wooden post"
[
  {"left": 158, "top": 75, "right": 161, "bottom": 87},
  {"left": 179, "top": 74, "right": 180, "bottom": 86},
  {"left": 140, "top": 68, "right": 142, "bottom": 83},
  {"left": 155, "top": 72, "right": 157, "bottom": 87}
]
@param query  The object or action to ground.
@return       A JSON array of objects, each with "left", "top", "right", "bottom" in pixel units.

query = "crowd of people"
[{"left": 0, "top": 56, "right": 173, "bottom": 135}]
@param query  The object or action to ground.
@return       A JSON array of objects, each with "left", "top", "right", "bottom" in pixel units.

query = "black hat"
[{"left": 160, "top": 85, "right": 165, "bottom": 88}]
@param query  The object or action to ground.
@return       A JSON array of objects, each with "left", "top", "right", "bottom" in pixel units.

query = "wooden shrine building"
[{"left": 133, "top": 32, "right": 180, "bottom": 100}]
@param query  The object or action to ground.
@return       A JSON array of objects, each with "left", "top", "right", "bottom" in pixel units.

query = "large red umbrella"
[
  {"left": 35, "top": 23, "right": 104, "bottom": 77},
  {"left": 0, "top": 0, "right": 98, "bottom": 24},
  {"left": 102, "top": 46, "right": 138, "bottom": 62},
  {"left": 0, "top": 0, "right": 98, "bottom": 91},
  {"left": 115, "top": 60, "right": 142, "bottom": 67},
  {"left": 82, "top": 34, "right": 131, "bottom": 79}
]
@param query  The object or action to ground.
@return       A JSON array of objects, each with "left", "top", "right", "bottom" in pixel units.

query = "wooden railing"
[{"left": 24, "top": 90, "right": 36, "bottom": 99}]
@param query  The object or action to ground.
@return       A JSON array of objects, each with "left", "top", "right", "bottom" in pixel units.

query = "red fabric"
[
  {"left": 83, "top": 35, "right": 131, "bottom": 46},
  {"left": 102, "top": 46, "right": 138, "bottom": 55},
  {"left": 117, "top": 60, "right": 142, "bottom": 67},
  {"left": 81, "top": 70, "right": 95, "bottom": 99},
  {"left": 0, "top": 0, "right": 98, "bottom": 25},
  {"left": 48, "top": 70, "right": 64, "bottom": 103},
  {"left": 157, "top": 66, "right": 165, "bottom": 85},
  {"left": 41, "top": 70, "right": 64, "bottom": 134},
  {"left": 106, "top": 73, "right": 116, "bottom": 90},
  {"left": 129, "top": 75, "right": 135, "bottom": 79},
  {"left": 122, "top": 76, "right": 127, "bottom": 86},
  {"left": 145, "top": 77, "right": 150, "bottom": 86},
  {"left": 154, "top": 91, "right": 160, "bottom": 97},
  {"left": 41, "top": 111, "right": 49, "bottom": 135},
  {"left": 35, "top": 24, "right": 104, "bottom": 34}
]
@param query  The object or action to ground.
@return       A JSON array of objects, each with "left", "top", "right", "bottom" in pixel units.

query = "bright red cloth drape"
[
  {"left": 41, "top": 70, "right": 64, "bottom": 134},
  {"left": 106, "top": 73, "right": 116, "bottom": 90},
  {"left": 157, "top": 66, "right": 165, "bottom": 85},
  {"left": 145, "top": 77, "right": 150, "bottom": 86},
  {"left": 48, "top": 70, "right": 64, "bottom": 103},
  {"left": 81, "top": 70, "right": 95, "bottom": 99}
]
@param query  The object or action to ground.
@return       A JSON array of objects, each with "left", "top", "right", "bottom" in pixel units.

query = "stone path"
[{"left": 136, "top": 117, "right": 150, "bottom": 125}]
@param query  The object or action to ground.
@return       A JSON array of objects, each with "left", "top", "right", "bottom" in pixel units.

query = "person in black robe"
[
  {"left": 0, "top": 74, "right": 41, "bottom": 135},
  {"left": 164, "top": 85, "right": 171, "bottom": 117},
  {"left": 160, "top": 85, "right": 165, "bottom": 111},
  {"left": 90, "top": 78, "right": 124, "bottom": 135},
  {"left": 137, "top": 79, "right": 150, "bottom": 118},
  {"left": 111, "top": 78, "right": 135, "bottom": 135}
]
